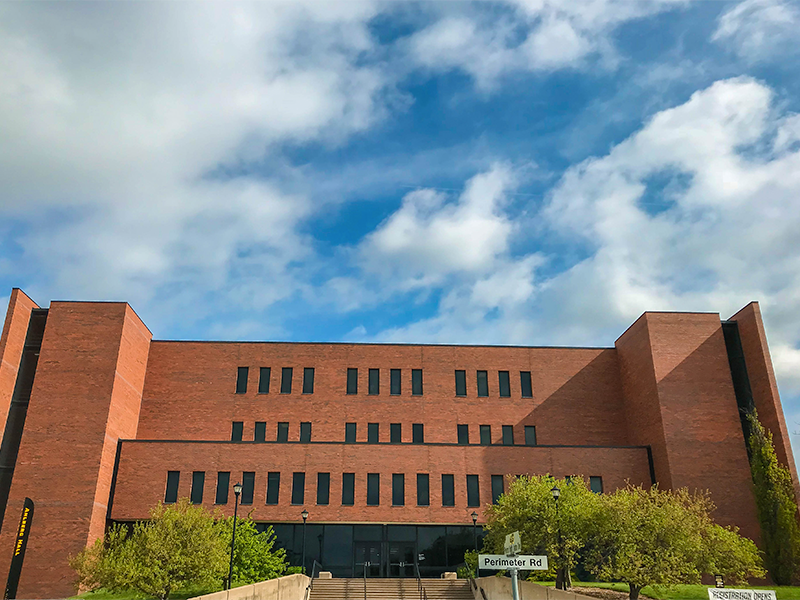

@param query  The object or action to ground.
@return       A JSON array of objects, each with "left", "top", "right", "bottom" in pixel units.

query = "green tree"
[
  {"left": 747, "top": 412, "right": 800, "bottom": 584},
  {"left": 72, "top": 499, "right": 228, "bottom": 599},
  {"left": 482, "top": 475, "right": 603, "bottom": 589},
  {"left": 218, "top": 516, "right": 289, "bottom": 585},
  {"left": 586, "top": 485, "right": 764, "bottom": 600}
]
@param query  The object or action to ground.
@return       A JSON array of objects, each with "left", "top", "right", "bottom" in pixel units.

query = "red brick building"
[{"left": 0, "top": 288, "right": 796, "bottom": 597}]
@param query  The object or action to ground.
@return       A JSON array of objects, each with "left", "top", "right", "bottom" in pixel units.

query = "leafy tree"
[
  {"left": 586, "top": 485, "right": 764, "bottom": 600},
  {"left": 72, "top": 499, "right": 228, "bottom": 599},
  {"left": 217, "top": 517, "right": 289, "bottom": 585},
  {"left": 747, "top": 411, "right": 800, "bottom": 585},
  {"left": 482, "top": 475, "right": 604, "bottom": 589}
]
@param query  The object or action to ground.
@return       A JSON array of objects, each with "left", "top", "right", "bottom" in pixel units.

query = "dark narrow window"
[
  {"left": 345, "top": 422, "right": 357, "bottom": 443},
  {"left": 457, "top": 424, "right": 469, "bottom": 445},
  {"left": 368, "top": 423, "right": 379, "bottom": 444},
  {"left": 417, "top": 474, "right": 430, "bottom": 506},
  {"left": 317, "top": 473, "right": 330, "bottom": 505},
  {"left": 590, "top": 476, "right": 604, "bottom": 494},
  {"left": 412, "top": 423, "right": 424, "bottom": 444},
  {"left": 392, "top": 474, "right": 405, "bottom": 506},
  {"left": 467, "top": 474, "right": 480, "bottom": 507},
  {"left": 258, "top": 367, "right": 271, "bottom": 393},
  {"left": 236, "top": 367, "right": 248, "bottom": 394},
  {"left": 300, "top": 422, "right": 311, "bottom": 443},
  {"left": 412, "top": 369, "right": 423, "bottom": 395},
  {"left": 367, "top": 473, "right": 380, "bottom": 506},
  {"left": 441, "top": 474, "right": 455, "bottom": 507},
  {"left": 165, "top": 471, "right": 180, "bottom": 504},
  {"left": 277, "top": 422, "right": 289, "bottom": 442},
  {"left": 242, "top": 471, "right": 255, "bottom": 505},
  {"left": 525, "top": 426, "right": 537, "bottom": 446},
  {"left": 292, "top": 472, "right": 305, "bottom": 505},
  {"left": 520, "top": 371, "right": 533, "bottom": 398},
  {"left": 266, "top": 472, "right": 280, "bottom": 505},
  {"left": 390, "top": 369, "right": 401, "bottom": 395},
  {"left": 231, "top": 421, "right": 243, "bottom": 442},
  {"left": 502, "top": 425, "right": 514, "bottom": 445},
  {"left": 455, "top": 370, "right": 467, "bottom": 396},
  {"left": 477, "top": 370, "right": 489, "bottom": 397},
  {"left": 303, "top": 368, "right": 315, "bottom": 394},
  {"left": 342, "top": 473, "right": 355, "bottom": 505},
  {"left": 480, "top": 424, "right": 492, "bottom": 445},
  {"left": 390, "top": 423, "right": 402, "bottom": 444},
  {"left": 216, "top": 472, "right": 230, "bottom": 504},
  {"left": 369, "top": 369, "right": 380, "bottom": 395},
  {"left": 191, "top": 471, "right": 205, "bottom": 504},
  {"left": 491, "top": 475, "right": 504, "bottom": 504},
  {"left": 347, "top": 368, "right": 358, "bottom": 394},
  {"left": 498, "top": 371, "right": 511, "bottom": 397},
  {"left": 254, "top": 421, "right": 266, "bottom": 442},
  {"left": 281, "top": 367, "right": 293, "bottom": 393}
]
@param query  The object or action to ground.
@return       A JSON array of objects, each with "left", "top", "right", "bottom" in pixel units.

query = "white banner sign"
[
  {"left": 708, "top": 590, "right": 776, "bottom": 600},
  {"left": 479, "top": 554, "right": 548, "bottom": 570}
]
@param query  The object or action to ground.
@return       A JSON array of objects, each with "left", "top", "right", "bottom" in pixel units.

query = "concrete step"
[{"left": 309, "top": 578, "right": 473, "bottom": 600}]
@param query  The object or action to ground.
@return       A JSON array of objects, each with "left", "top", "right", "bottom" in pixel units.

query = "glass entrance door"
[
  {"left": 354, "top": 541, "right": 382, "bottom": 577},
  {"left": 388, "top": 542, "right": 416, "bottom": 577}
]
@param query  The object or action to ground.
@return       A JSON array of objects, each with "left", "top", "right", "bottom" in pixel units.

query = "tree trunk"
[
  {"left": 628, "top": 584, "right": 641, "bottom": 600},
  {"left": 555, "top": 568, "right": 564, "bottom": 589},
  {"left": 564, "top": 568, "right": 572, "bottom": 589}
]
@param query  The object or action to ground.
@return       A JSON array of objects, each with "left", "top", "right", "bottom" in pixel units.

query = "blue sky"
[{"left": 2, "top": 0, "right": 800, "bottom": 466}]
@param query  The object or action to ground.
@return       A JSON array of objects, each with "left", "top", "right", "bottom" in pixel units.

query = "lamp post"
[
  {"left": 550, "top": 486, "right": 563, "bottom": 590},
  {"left": 227, "top": 482, "right": 243, "bottom": 590},
  {"left": 471, "top": 511, "right": 479, "bottom": 579},
  {"left": 301, "top": 509, "right": 309, "bottom": 574}
]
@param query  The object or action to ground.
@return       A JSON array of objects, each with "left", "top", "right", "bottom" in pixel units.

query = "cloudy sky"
[{"left": 2, "top": 1, "right": 800, "bottom": 464}]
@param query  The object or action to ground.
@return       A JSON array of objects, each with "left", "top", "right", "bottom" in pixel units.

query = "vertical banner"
[{"left": 4, "top": 498, "right": 34, "bottom": 600}]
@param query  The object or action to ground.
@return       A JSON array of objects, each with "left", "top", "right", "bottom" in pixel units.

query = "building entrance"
[
  {"left": 354, "top": 541, "right": 382, "bottom": 577},
  {"left": 388, "top": 542, "right": 416, "bottom": 577}
]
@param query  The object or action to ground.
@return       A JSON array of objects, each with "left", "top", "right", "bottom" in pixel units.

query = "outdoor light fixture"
[
  {"left": 550, "top": 485, "right": 560, "bottom": 501},
  {"left": 301, "top": 509, "right": 309, "bottom": 574},
  {"left": 227, "top": 482, "right": 243, "bottom": 590},
  {"left": 471, "top": 511, "right": 479, "bottom": 578}
]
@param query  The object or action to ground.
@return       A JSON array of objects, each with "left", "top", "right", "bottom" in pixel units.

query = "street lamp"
[
  {"left": 550, "top": 486, "right": 564, "bottom": 590},
  {"left": 227, "top": 482, "right": 243, "bottom": 590},
  {"left": 301, "top": 509, "right": 309, "bottom": 574},
  {"left": 471, "top": 511, "right": 479, "bottom": 579}
]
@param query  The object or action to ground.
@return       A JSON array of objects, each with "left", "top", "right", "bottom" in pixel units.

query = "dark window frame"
[
  {"left": 411, "top": 369, "right": 423, "bottom": 395},
  {"left": 303, "top": 367, "right": 315, "bottom": 394},
  {"left": 215, "top": 471, "right": 230, "bottom": 505},
  {"left": 466, "top": 474, "right": 480, "bottom": 507},
  {"left": 254, "top": 421, "right": 266, "bottom": 442},
  {"left": 191, "top": 471, "right": 205, "bottom": 504},
  {"left": 300, "top": 422, "right": 312, "bottom": 443},
  {"left": 502, "top": 425, "right": 515, "bottom": 446},
  {"left": 317, "top": 472, "right": 330, "bottom": 505},
  {"left": 525, "top": 425, "right": 537, "bottom": 446},
  {"left": 477, "top": 370, "right": 489, "bottom": 397},
  {"left": 277, "top": 422, "right": 289, "bottom": 443},
  {"left": 520, "top": 371, "right": 533, "bottom": 398},
  {"left": 590, "top": 476, "right": 604, "bottom": 494},
  {"left": 368, "top": 369, "right": 380, "bottom": 395},
  {"left": 281, "top": 367, "right": 293, "bottom": 394},
  {"left": 392, "top": 473, "right": 405, "bottom": 506},
  {"left": 390, "top": 423, "right": 402, "bottom": 444},
  {"left": 390, "top": 369, "right": 401, "bottom": 395},
  {"left": 367, "top": 473, "right": 380, "bottom": 506},
  {"left": 165, "top": 471, "right": 180, "bottom": 504},
  {"left": 441, "top": 474, "right": 455, "bottom": 507},
  {"left": 368, "top": 423, "right": 379, "bottom": 444},
  {"left": 480, "top": 424, "right": 492, "bottom": 445},
  {"left": 241, "top": 471, "right": 255, "bottom": 505},
  {"left": 347, "top": 368, "right": 358, "bottom": 394},
  {"left": 236, "top": 367, "right": 248, "bottom": 394},
  {"left": 258, "top": 367, "right": 271, "bottom": 394},
  {"left": 412, "top": 423, "right": 424, "bottom": 444},
  {"left": 499, "top": 371, "right": 511, "bottom": 397},
  {"left": 491, "top": 474, "right": 504, "bottom": 504},
  {"left": 417, "top": 473, "right": 430, "bottom": 506},
  {"left": 345, "top": 422, "right": 357, "bottom": 443},
  {"left": 266, "top": 472, "right": 280, "bottom": 505},
  {"left": 291, "top": 472, "right": 305, "bottom": 505},
  {"left": 455, "top": 370, "right": 467, "bottom": 396},
  {"left": 231, "top": 421, "right": 243, "bottom": 442},
  {"left": 457, "top": 424, "right": 469, "bottom": 445},
  {"left": 342, "top": 473, "right": 355, "bottom": 505}
]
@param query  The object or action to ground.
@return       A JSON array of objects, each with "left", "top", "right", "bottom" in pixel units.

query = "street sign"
[
  {"left": 479, "top": 554, "right": 549, "bottom": 570},
  {"left": 707, "top": 591, "right": 775, "bottom": 600},
  {"left": 504, "top": 531, "right": 521, "bottom": 556}
]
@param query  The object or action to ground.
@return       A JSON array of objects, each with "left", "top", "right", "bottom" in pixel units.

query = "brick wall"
[
  {"left": 0, "top": 302, "right": 151, "bottom": 598},
  {"left": 0, "top": 289, "right": 39, "bottom": 438}
]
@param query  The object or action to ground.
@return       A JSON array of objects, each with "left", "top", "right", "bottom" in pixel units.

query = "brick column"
[
  {"left": 0, "top": 302, "right": 151, "bottom": 598},
  {"left": 0, "top": 290, "right": 39, "bottom": 436}
]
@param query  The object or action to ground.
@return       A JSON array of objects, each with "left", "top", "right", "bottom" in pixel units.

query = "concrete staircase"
[{"left": 308, "top": 578, "right": 474, "bottom": 600}]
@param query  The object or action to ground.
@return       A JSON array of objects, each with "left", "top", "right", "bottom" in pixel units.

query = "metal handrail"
[
  {"left": 303, "top": 560, "right": 324, "bottom": 600},
  {"left": 363, "top": 560, "right": 368, "bottom": 600},
  {"left": 413, "top": 561, "right": 427, "bottom": 600}
]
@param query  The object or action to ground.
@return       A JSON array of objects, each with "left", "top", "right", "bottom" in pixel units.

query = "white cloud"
[
  {"left": 406, "top": 0, "right": 687, "bottom": 88},
  {"left": 713, "top": 0, "right": 800, "bottom": 62},
  {"left": 360, "top": 164, "right": 518, "bottom": 287},
  {"left": 0, "top": 1, "right": 389, "bottom": 326}
]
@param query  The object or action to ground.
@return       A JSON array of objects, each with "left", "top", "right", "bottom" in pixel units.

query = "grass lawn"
[
  {"left": 535, "top": 582, "right": 800, "bottom": 600},
  {"left": 72, "top": 584, "right": 217, "bottom": 600}
]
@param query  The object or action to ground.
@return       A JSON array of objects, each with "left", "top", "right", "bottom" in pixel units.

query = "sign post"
[{"left": 478, "top": 532, "right": 548, "bottom": 600}]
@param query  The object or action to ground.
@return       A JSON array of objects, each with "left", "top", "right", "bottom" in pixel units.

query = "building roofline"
[{"left": 149, "top": 338, "right": 614, "bottom": 350}]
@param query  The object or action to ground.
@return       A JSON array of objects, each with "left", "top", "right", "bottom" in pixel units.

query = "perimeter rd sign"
[{"left": 479, "top": 554, "right": 549, "bottom": 570}]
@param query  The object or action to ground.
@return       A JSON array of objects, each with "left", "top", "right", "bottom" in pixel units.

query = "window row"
[
  {"left": 235, "top": 367, "right": 534, "bottom": 398},
  {"left": 231, "top": 421, "right": 536, "bottom": 446},
  {"left": 455, "top": 370, "right": 532, "bottom": 398}
]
